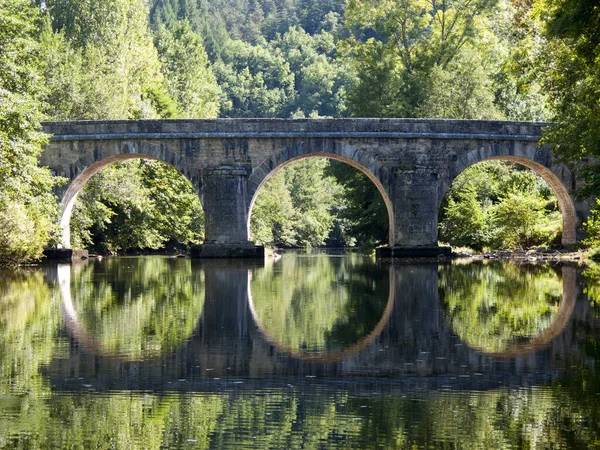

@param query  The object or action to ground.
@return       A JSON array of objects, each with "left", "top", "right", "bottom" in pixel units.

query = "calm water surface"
[{"left": 1, "top": 252, "right": 600, "bottom": 449}]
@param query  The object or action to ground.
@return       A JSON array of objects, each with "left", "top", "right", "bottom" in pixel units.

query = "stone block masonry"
[{"left": 40, "top": 119, "right": 588, "bottom": 258}]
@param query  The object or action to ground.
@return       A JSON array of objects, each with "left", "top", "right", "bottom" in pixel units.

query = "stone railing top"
[{"left": 42, "top": 118, "right": 548, "bottom": 142}]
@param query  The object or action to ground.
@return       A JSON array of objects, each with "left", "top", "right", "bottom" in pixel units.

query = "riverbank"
[{"left": 467, "top": 248, "right": 585, "bottom": 263}]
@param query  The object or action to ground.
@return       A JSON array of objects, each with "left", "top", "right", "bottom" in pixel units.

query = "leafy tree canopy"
[{"left": 0, "top": 0, "right": 62, "bottom": 265}]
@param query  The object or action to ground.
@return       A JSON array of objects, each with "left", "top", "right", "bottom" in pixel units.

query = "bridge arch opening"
[
  {"left": 247, "top": 154, "right": 394, "bottom": 249},
  {"left": 438, "top": 157, "right": 576, "bottom": 251},
  {"left": 59, "top": 154, "right": 203, "bottom": 253}
]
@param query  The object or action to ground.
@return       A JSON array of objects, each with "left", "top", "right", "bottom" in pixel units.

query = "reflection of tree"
[
  {"left": 71, "top": 257, "right": 204, "bottom": 359},
  {"left": 251, "top": 253, "right": 388, "bottom": 354},
  {"left": 345, "top": 387, "right": 600, "bottom": 449},
  {"left": 0, "top": 269, "right": 62, "bottom": 395},
  {"left": 211, "top": 391, "right": 363, "bottom": 448},
  {"left": 439, "top": 262, "right": 562, "bottom": 353},
  {"left": 3, "top": 385, "right": 594, "bottom": 449},
  {"left": 0, "top": 392, "right": 224, "bottom": 449},
  {"left": 583, "top": 261, "right": 600, "bottom": 307}
]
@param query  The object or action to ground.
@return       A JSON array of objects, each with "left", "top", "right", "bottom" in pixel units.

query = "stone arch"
[
  {"left": 247, "top": 144, "right": 395, "bottom": 246},
  {"left": 58, "top": 152, "right": 196, "bottom": 248},
  {"left": 442, "top": 150, "right": 577, "bottom": 246}
]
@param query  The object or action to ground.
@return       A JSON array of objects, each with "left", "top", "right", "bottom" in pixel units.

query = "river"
[{"left": 1, "top": 252, "right": 599, "bottom": 448}]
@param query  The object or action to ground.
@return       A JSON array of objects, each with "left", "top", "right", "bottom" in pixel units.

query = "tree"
[
  {"left": 44, "top": 0, "right": 173, "bottom": 119},
  {"left": 583, "top": 199, "right": 600, "bottom": 259},
  {"left": 250, "top": 158, "right": 361, "bottom": 249},
  {"left": 273, "top": 26, "right": 352, "bottom": 118},
  {"left": 325, "top": 161, "right": 388, "bottom": 248},
  {"left": 491, "top": 0, "right": 550, "bottom": 121},
  {"left": 70, "top": 160, "right": 204, "bottom": 254},
  {"left": 285, "top": 158, "right": 341, "bottom": 247},
  {"left": 439, "top": 161, "right": 562, "bottom": 250},
  {"left": 297, "top": 0, "right": 346, "bottom": 34},
  {"left": 416, "top": 48, "right": 503, "bottom": 119},
  {"left": 154, "top": 21, "right": 221, "bottom": 118},
  {"left": 439, "top": 183, "right": 488, "bottom": 250},
  {"left": 344, "top": 0, "right": 502, "bottom": 117},
  {"left": 534, "top": 0, "right": 600, "bottom": 196},
  {"left": 0, "top": 0, "right": 62, "bottom": 265},
  {"left": 250, "top": 171, "right": 298, "bottom": 247},
  {"left": 212, "top": 38, "right": 295, "bottom": 118},
  {"left": 492, "top": 189, "right": 561, "bottom": 249}
]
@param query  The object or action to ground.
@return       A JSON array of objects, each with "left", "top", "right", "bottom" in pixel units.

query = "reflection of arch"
[
  {"left": 58, "top": 153, "right": 195, "bottom": 248},
  {"left": 58, "top": 262, "right": 204, "bottom": 361},
  {"left": 444, "top": 155, "right": 577, "bottom": 246},
  {"left": 247, "top": 150, "right": 395, "bottom": 246},
  {"left": 58, "top": 264, "right": 105, "bottom": 354},
  {"left": 447, "top": 265, "right": 577, "bottom": 359},
  {"left": 247, "top": 266, "right": 395, "bottom": 364}
]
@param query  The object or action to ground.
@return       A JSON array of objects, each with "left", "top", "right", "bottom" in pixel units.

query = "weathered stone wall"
[{"left": 40, "top": 119, "right": 587, "bottom": 253}]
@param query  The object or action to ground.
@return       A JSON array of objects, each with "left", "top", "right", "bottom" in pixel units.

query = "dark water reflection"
[{"left": 1, "top": 253, "right": 600, "bottom": 448}]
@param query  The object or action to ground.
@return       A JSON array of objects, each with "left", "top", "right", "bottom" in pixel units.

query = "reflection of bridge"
[
  {"left": 40, "top": 119, "right": 588, "bottom": 257},
  {"left": 44, "top": 261, "right": 581, "bottom": 389}
]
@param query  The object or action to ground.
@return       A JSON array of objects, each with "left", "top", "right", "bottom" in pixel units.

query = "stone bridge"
[{"left": 40, "top": 119, "right": 587, "bottom": 257}]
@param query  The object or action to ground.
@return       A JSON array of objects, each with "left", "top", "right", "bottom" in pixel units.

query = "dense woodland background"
[{"left": 1, "top": 0, "right": 600, "bottom": 262}]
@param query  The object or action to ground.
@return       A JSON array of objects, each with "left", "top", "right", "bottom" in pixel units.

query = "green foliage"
[
  {"left": 212, "top": 28, "right": 351, "bottom": 119},
  {"left": 149, "top": 0, "right": 346, "bottom": 52},
  {"left": 71, "top": 160, "right": 204, "bottom": 253},
  {"left": 43, "top": 0, "right": 172, "bottom": 119},
  {"left": 272, "top": 26, "right": 351, "bottom": 118},
  {"left": 0, "top": 0, "right": 62, "bottom": 265},
  {"left": 250, "top": 171, "right": 298, "bottom": 248},
  {"left": 72, "top": 257, "right": 205, "bottom": 359},
  {"left": 439, "top": 261, "right": 562, "bottom": 353},
  {"left": 251, "top": 253, "right": 388, "bottom": 354},
  {"left": 493, "top": 189, "right": 561, "bottom": 249},
  {"left": 343, "top": 0, "right": 551, "bottom": 121},
  {"left": 154, "top": 21, "right": 221, "bottom": 118},
  {"left": 491, "top": 1, "right": 550, "bottom": 121},
  {"left": 440, "top": 183, "right": 489, "bottom": 249},
  {"left": 344, "top": 0, "right": 503, "bottom": 118},
  {"left": 213, "top": 38, "right": 295, "bottom": 118},
  {"left": 534, "top": 0, "right": 600, "bottom": 196},
  {"left": 439, "top": 161, "right": 562, "bottom": 250},
  {"left": 584, "top": 199, "right": 600, "bottom": 250},
  {"left": 286, "top": 158, "right": 340, "bottom": 247},
  {"left": 416, "top": 49, "right": 503, "bottom": 119},
  {"left": 325, "top": 160, "right": 388, "bottom": 248},
  {"left": 251, "top": 158, "right": 343, "bottom": 248}
]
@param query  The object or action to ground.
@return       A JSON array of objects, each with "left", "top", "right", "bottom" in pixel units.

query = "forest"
[{"left": 1, "top": 0, "right": 599, "bottom": 263}]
